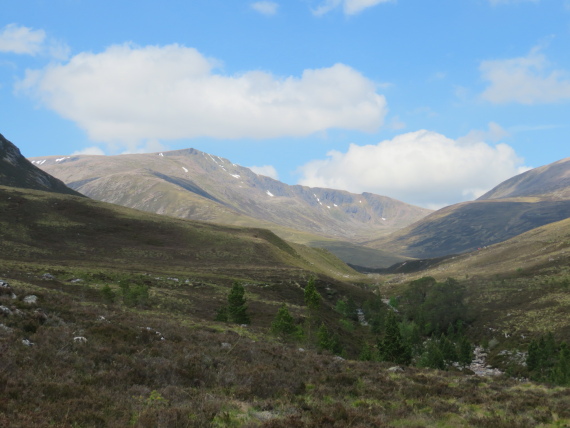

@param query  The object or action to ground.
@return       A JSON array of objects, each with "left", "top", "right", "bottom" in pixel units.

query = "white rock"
[
  {"left": 73, "top": 336, "right": 88, "bottom": 343},
  {"left": 23, "top": 295, "right": 38, "bottom": 304},
  {"left": 0, "top": 323, "right": 13, "bottom": 333}
]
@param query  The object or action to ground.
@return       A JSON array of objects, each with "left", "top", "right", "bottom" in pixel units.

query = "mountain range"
[
  {"left": 28, "top": 148, "right": 431, "bottom": 267},
  {"left": 29, "top": 145, "right": 570, "bottom": 266}
]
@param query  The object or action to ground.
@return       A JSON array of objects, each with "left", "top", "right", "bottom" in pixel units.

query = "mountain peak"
[
  {"left": 478, "top": 157, "right": 570, "bottom": 201},
  {"left": 0, "top": 133, "right": 82, "bottom": 196}
]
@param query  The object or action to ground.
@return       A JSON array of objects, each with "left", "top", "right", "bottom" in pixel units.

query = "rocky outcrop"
[{"left": 0, "top": 133, "right": 81, "bottom": 196}]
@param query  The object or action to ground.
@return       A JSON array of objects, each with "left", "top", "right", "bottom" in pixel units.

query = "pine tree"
[
  {"left": 304, "top": 277, "right": 321, "bottom": 311},
  {"left": 378, "top": 311, "right": 412, "bottom": 365},
  {"left": 304, "top": 277, "right": 321, "bottom": 343},
  {"left": 457, "top": 335, "right": 473, "bottom": 367},
  {"left": 346, "top": 297, "right": 358, "bottom": 322},
  {"left": 418, "top": 340, "right": 445, "bottom": 370},
  {"left": 439, "top": 335, "right": 458, "bottom": 364},
  {"left": 359, "top": 342, "right": 376, "bottom": 361},
  {"left": 227, "top": 282, "right": 250, "bottom": 324},
  {"left": 271, "top": 304, "right": 300, "bottom": 338},
  {"left": 317, "top": 323, "right": 332, "bottom": 351},
  {"left": 215, "top": 306, "right": 229, "bottom": 322},
  {"left": 551, "top": 342, "right": 570, "bottom": 386}
]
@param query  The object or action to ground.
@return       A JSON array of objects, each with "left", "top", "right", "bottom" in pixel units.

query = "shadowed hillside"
[
  {"left": 0, "top": 185, "right": 357, "bottom": 281},
  {"left": 369, "top": 157, "right": 570, "bottom": 259},
  {"left": 0, "top": 133, "right": 81, "bottom": 196}
]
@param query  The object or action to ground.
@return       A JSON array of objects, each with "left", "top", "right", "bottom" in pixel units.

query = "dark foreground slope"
[
  {"left": 0, "top": 185, "right": 356, "bottom": 281},
  {"left": 0, "top": 133, "right": 81, "bottom": 196}
]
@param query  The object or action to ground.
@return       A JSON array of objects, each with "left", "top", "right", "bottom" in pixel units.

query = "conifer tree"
[
  {"left": 227, "top": 282, "right": 250, "bottom": 324},
  {"left": 457, "top": 335, "right": 473, "bottom": 367},
  {"left": 379, "top": 311, "right": 412, "bottom": 365},
  {"left": 359, "top": 342, "right": 376, "bottom": 361},
  {"left": 317, "top": 323, "right": 332, "bottom": 351},
  {"left": 346, "top": 297, "right": 358, "bottom": 322},
  {"left": 551, "top": 342, "right": 570, "bottom": 386},
  {"left": 418, "top": 340, "right": 445, "bottom": 370},
  {"left": 439, "top": 335, "right": 458, "bottom": 364},
  {"left": 304, "top": 277, "right": 321, "bottom": 342},
  {"left": 304, "top": 277, "right": 321, "bottom": 311},
  {"left": 271, "top": 304, "right": 300, "bottom": 339}
]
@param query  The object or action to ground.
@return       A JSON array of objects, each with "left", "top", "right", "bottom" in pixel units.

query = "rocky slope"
[{"left": 0, "top": 133, "right": 81, "bottom": 196}]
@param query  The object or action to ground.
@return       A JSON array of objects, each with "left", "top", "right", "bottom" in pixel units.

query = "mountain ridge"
[
  {"left": 0, "top": 133, "right": 81, "bottom": 196},
  {"left": 29, "top": 148, "right": 431, "bottom": 267},
  {"left": 369, "top": 157, "right": 570, "bottom": 259}
]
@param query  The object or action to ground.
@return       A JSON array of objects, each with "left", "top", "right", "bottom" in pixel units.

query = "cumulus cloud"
[
  {"left": 248, "top": 165, "right": 279, "bottom": 180},
  {"left": 251, "top": 1, "right": 279, "bottom": 15},
  {"left": 297, "top": 126, "right": 528, "bottom": 208},
  {"left": 0, "top": 24, "right": 45, "bottom": 55},
  {"left": 0, "top": 24, "right": 69, "bottom": 60},
  {"left": 71, "top": 146, "right": 106, "bottom": 156},
  {"left": 313, "top": 0, "right": 393, "bottom": 16},
  {"left": 480, "top": 48, "right": 570, "bottom": 104},
  {"left": 17, "top": 43, "right": 386, "bottom": 151}
]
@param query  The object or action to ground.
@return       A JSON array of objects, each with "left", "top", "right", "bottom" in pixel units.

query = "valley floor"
[{"left": 1, "top": 263, "right": 569, "bottom": 428}]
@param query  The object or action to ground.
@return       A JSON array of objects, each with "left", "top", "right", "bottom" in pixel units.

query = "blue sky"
[{"left": 1, "top": 0, "right": 569, "bottom": 208}]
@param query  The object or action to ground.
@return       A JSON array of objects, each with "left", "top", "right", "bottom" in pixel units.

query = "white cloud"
[
  {"left": 0, "top": 24, "right": 45, "bottom": 55},
  {"left": 297, "top": 126, "right": 527, "bottom": 208},
  {"left": 71, "top": 146, "right": 106, "bottom": 156},
  {"left": 456, "top": 122, "right": 510, "bottom": 145},
  {"left": 251, "top": 1, "right": 279, "bottom": 15},
  {"left": 0, "top": 24, "right": 69, "bottom": 60},
  {"left": 313, "top": 0, "right": 393, "bottom": 16},
  {"left": 480, "top": 48, "right": 570, "bottom": 104},
  {"left": 17, "top": 43, "right": 386, "bottom": 151},
  {"left": 121, "top": 139, "right": 169, "bottom": 154},
  {"left": 248, "top": 165, "right": 279, "bottom": 180}
]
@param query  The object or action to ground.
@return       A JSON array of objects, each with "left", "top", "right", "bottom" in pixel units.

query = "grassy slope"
[
  {"left": 0, "top": 185, "right": 358, "bottom": 281},
  {"left": 368, "top": 197, "right": 570, "bottom": 259},
  {"left": 1, "top": 186, "right": 570, "bottom": 427},
  {"left": 377, "top": 217, "right": 570, "bottom": 351}
]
